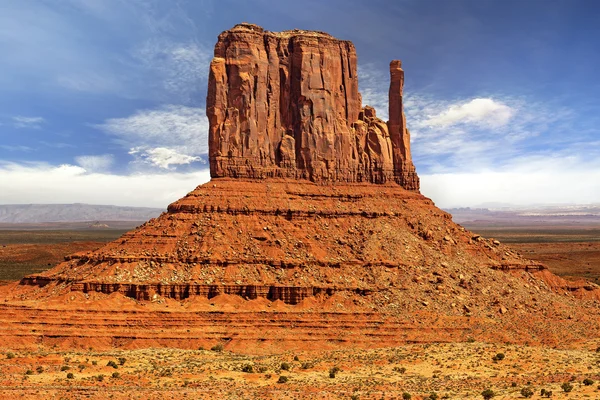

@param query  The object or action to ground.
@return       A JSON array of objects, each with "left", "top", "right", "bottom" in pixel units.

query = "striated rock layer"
[
  {"left": 207, "top": 23, "right": 419, "bottom": 189},
  {"left": 18, "top": 179, "right": 548, "bottom": 302},
  {"left": 3, "top": 24, "right": 600, "bottom": 352}
]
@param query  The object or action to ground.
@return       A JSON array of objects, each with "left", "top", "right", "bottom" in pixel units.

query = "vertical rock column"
[{"left": 388, "top": 60, "right": 420, "bottom": 191}]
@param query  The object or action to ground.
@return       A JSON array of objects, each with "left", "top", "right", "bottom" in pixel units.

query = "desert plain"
[{"left": 1, "top": 221, "right": 599, "bottom": 399}]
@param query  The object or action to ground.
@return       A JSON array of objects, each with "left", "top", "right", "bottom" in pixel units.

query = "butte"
[{"left": 1, "top": 23, "right": 599, "bottom": 352}]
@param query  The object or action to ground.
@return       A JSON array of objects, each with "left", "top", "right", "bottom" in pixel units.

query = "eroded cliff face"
[{"left": 207, "top": 23, "right": 419, "bottom": 190}]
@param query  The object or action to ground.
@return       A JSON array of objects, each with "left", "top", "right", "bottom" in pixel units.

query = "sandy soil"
[{"left": 1, "top": 342, "right": 599, "bottom": 399}]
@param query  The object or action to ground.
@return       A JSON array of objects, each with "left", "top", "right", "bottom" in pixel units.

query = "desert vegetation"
[{"left": 1, "top": 342, "right": 600, "bottom": 399}]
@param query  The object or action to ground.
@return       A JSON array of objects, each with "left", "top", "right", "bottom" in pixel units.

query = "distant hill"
[
  {"left": 0, "top": 204, "right": 164, "bottom": 224},
  {"left": 447, "top": 204, "right": 600, "bottom": 227}
]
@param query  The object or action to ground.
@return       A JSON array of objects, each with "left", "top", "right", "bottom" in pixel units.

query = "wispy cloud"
[
  {"left": 358, "top": 63, "right": 390, "bottom": 120},
  {"left": 0, "top": 145, "right": 34, "bottom": 152},
  {"left": 129, "top": 147, "right": 202, "bottom": 169},
  {"left": 132, "top": 40, "right": 211, "bottom": 102},
  {"left": 12, "top": 116, "right": 45, "bottom": 129},
  {"left": 0, "top": 1, "right": 212, "bottom": 102},
  {"left": 75, "top": 154, "right": 114, "bottom": 173},
  {"left": 94, "top": 105, "right": 208, "bottom": 170},
  {"left": 56, "top": 73, "right": 124, "bottom": 95},
  {"left": 423, "top": 98, "right": 514, "bottom": 128}
]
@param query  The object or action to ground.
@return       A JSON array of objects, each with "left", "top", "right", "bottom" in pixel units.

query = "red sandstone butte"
[
  {"left": 207, "top": 23, "right": 419, "bottom": 189},
  {"left": 2, "top": 24, "right": 600, "bottom": 352}
]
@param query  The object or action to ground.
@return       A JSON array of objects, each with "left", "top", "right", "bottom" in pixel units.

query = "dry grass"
[{"left": 1, "top": 341, "right": 600, "bottom": 399}]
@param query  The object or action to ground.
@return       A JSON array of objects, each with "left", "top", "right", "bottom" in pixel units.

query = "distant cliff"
[{"left": 0, "top": 204, "right": 163, "bottom": 223}]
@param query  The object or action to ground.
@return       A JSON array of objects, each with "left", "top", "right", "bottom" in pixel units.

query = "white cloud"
[
  {"left": 96, "top": 105, "right": 208, "bottom": 153},
  {"left": 424, "top": 98, "right": 514, "bottom": 128},
  {"left": 94, "top": 105, "right": 208, "bottom": 170},
  {"left": 129, "top": 147, "right": 201, "bottom": 169},
  {"left": 133, "top": 40, "right": 211, "bottom": 101},
  {"left": 75, "top": 154, "right": 114, "bottom": 172},
  {"left": 13, "top": 116, "right": 45, "bottom": 129},
  {"left": 421, "top": 154, "right": 600, "bottom": 208},
  {"left": 0, "top": 161, "right": 211, "bottom": 208}
]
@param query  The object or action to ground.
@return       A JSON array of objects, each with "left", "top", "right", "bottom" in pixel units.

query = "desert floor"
[
  {"left": 1, "top": 225, "right": 599, "bottom": 399},
  {"left": 1, "top": 341, "right": 600, "bottom": 399}
]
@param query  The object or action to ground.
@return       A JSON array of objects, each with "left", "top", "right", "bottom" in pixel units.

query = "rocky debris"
[{"left": 207, "top": 23, "right": 419, "bottom": 189}]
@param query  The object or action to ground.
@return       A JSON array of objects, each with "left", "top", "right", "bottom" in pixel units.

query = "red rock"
[
  {"left": 2, "top": 24, "right": 599, "bottom": 352},
  {"left": 207, "top": 23, "right": 419, "bottom": 189}
]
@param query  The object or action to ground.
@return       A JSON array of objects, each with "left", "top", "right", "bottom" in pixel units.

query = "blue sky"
[{"left": 1, "top": 0, "right": 599, "bottom": 208}]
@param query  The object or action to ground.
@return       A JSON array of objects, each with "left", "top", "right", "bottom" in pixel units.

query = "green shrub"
[
  {"left": 561, "top": 382, "right": 573, "bottom": 392},
  {"left": 66, "top": 372, "right": 74, "bottom": 379},
  {"left": 427, "top": 393, "right": 439, "bottom": 400},
  {"left": 293, "top": 355, "right": 300, "bottom": 361},
  {"left": 60, "top": 366, "right": 70, "bottom": 371},
  {"left": 78, "top": 365, "right": 85, "bottom": 371},
  {"left": 211, "top": 343, "right": 224, "bottom": 352},
  {"left": 112, "top": 372, "right": 120, "bottom": 379},
  {"left": 241, "top": 364, "right": 253, "bottom": 373},
  {"left": 540, "top": 389, "right": 552, "bottom": 398},
  {"left": 118, "top": 357, "right": 126, "bottom": 365},
  {"left": 107, "top": 360, "right": 118, "bottom": 369},
  {"left": 329, "top": 366, "right": 341, "bottom": 378},
  {"left": 6, "top": 352, "right": 15, "bottom": 360},
  {"left": 280, "top": 362, "right": 291, "bottom": 371},
  {"left": 402, "top": 393, "right": 412, "bottom": 400},
  {"left": 36, "top": 366, "right": 44, "bottom": 373},
  {"left": 492, "top": 353, "right": 505, "bottom": 362},
  {"left": 92, "top": 360, "right": 98, "bottom": 366},
  {"left": 393, "top": 366, "right": 407, "bottom": 373},
  {"left": 25, "top": 370, "right": 34, "bottom": 375},
  {"left": 520, "top": 387, "right": 533, "bottom": 398},
  {"left": 96, "top": 374, "right": 105, "bottom": 382},
  {"left": 583, "top": 378, "right": 594, "bottom": 386},
  {"left": 277, "top": 375, "right": 288, "bottom": 384},
  {"left": 481, "top": 389, "right": 495, "bottom": 399}
]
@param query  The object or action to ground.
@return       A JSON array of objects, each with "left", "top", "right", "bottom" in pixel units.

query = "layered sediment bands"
[
  {"left": 207, "top": 23, "right": 419, "bottom": 189},
  {"left": 21, "top": 276, "right": 368, "bottom": 304},
  {"left": 19, "top": 179, "right": 546, "bottom": 303},
  {"left": 0, "top": 304, "right": 488, "bottom": 353}
]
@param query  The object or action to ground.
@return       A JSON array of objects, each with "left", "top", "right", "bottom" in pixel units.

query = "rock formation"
[
  {"left": 3, "top": 24, "right": 600, "bottom": 352},
  {"left": 207, "top": 23, "right": 419, "bottom": 189}
]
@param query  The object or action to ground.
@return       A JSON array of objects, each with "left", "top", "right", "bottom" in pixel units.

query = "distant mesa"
[
  {"left": 0, "top": 204, "right": 163, "bottom": 224},
  {"left": 88, "top": 221, "right": 110, "bottom": 229}
]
